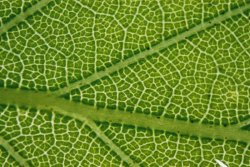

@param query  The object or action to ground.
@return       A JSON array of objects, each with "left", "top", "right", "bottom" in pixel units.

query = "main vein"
[
  {"left": 0, "top": 136, "right": 30, "bottom": 167},
  {"left": 53, "top": 3, "right": 250, "bottom": 95},
  {"left": 1, "top": 88, "right": 250, "bottom": 144},
  {"left": 0, "top": 0, "right": 52, "bottom": 36}
]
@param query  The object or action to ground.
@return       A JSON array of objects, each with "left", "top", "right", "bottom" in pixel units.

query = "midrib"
[
  {"left": 1, "top": 88, "right": 249, "bottom": 144},
  {"left": 53, "top": 3, "right": 250, "bottom": 96}
]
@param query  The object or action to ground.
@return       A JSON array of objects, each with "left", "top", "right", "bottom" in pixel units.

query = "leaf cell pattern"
[
  {"left": 71, "top": 11, "right": 250, "bottom": 125},
  {"left": 98, "top": 122, "right": 250, "bottom": 167},
  {"left": 0, "top": 105, "right": 126, "bottom": 167},
  {"left": 0, "top": 145, "right": 20, "bottom": 167},
  {"left": 0, "top": 0, "right": 250, "bottom": 166}
]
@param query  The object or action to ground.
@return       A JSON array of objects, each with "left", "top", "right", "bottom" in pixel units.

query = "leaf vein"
[
  {"left": 52, "top": 3, "right": 250, "bottom": 96},
  {"left": 0, "top": 136, "right": 30, "bottom": 167},
  {"left": 0, "top": 0, "right": 52, "bottom": 36}
]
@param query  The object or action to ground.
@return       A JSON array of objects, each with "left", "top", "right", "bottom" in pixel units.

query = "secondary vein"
[
  {"left": 0, "top": 136, "right": 30, "bottom": 167},
  {"left": 84, "top": 118, "right": 139, "bottom": 167},
  {"left": 0, "top": 0, "right": 52, "bottom": 36},
  {"left": 53, "top": 3, "right": 250, "bottom": 95}
]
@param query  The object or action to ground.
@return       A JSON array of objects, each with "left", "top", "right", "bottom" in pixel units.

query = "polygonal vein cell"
[
  {"left": 68, "top": 7, "right": 250, "bottom": 125},
  {"left": 0, "top": 105, "right": 127, "bottom": 166},
  {"left": 53, "top": 2, "right": 250, "bottom": 96},
  {"left": 0, "top": 1, "right": 249, "bottom": 92}
]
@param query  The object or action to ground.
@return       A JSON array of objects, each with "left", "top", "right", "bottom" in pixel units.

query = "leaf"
[{"left": 0, "top": 0, "right": 250, "bottom": 166}]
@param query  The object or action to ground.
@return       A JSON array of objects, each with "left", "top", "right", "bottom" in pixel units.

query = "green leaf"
[{"left": 0, "top": 0, "right": 250, "bottom": 166}]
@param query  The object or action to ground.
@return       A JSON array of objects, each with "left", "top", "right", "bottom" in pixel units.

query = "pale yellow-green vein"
[
  {"left": 0, "top": 88, "right": 249, "bottom": 144},
  {"left": 0, "top": 0, "right": 52, "bottom": 36}
]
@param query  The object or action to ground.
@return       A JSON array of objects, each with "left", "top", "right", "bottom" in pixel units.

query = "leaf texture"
[{"left": 0, "top": 0, "right": 250, "bottom": 166}]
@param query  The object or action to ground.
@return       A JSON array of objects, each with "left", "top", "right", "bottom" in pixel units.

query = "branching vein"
[
  {"left": 53, "top": 3, "right": 250, "bottom": 95},
  {"left": 1, "top": 88, "right": 250, "bottom": 144}
]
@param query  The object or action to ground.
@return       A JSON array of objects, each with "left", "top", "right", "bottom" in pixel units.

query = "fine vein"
[
  {"left": 1, "top": 88, "right": 250, "bottom": 144},
  {"left": 53, "top": 3, "right": 250, "bottom": 95}
]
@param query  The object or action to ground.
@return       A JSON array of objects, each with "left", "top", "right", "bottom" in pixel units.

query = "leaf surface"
[{"left": 0, "top": 0, "right": 250, "bottom": 166}]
